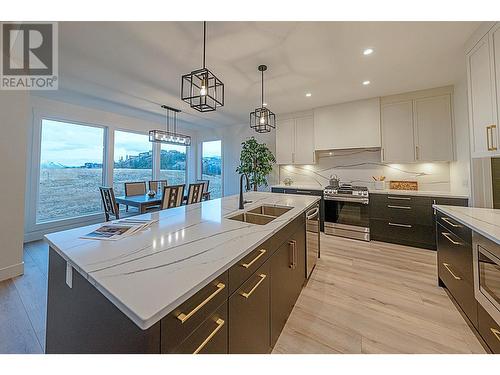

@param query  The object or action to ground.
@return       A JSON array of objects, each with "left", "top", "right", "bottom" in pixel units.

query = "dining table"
[{"left": 115, "top": 194, "right": 162, "bottom": 214}]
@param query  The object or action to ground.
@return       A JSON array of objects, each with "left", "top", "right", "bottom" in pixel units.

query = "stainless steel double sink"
[{"left": 227, "top": 205, "right": 293, "bottom": 225}]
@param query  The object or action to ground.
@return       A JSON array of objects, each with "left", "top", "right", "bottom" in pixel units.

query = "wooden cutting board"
[{"left": 389, "top": 180, "right": 418, "bottom": 191}]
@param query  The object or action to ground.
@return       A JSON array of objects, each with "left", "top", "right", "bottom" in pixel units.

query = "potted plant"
[{"left": 236, "top": 137, "right": 276, "bottom": 191}]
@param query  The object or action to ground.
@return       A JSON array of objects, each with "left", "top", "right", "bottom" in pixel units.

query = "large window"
[
  {"left": 113, "top": 131, "right": 152, "bottom": 196},
  {"left": 37, "top": 119, "right": 104, "bottom": 223},
  {"left": 201, "top": 140, "right": 222, "bottom": 198},
  {"left": 159, "top": 144, "right": 187, "bottom": 186}
]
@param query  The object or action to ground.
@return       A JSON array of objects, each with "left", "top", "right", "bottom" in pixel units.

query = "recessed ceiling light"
[
  {"left": 363, "top": 48, "right": 374, "bottom": 55},
  {"left": 306, "top": 93, "right": 312, "bottom": 97},
  {"left": 263, "top": 102, "right": 268, "bottom": 107},
  {"left": 362, "top": 80, "right": 371, "bottom": 86}
]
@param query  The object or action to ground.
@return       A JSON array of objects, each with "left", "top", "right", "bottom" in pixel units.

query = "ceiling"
[{"left": 37, "top": 21, "right": 481, "bottom": 130}]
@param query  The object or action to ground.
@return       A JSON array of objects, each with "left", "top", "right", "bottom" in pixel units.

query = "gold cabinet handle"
[
  {"left": 288, "top": 240, "right": 297, "bottom": 269},
  {"left": 240, "top": 274, "right": 267, "bottom": 299},
  {"left": 388, "top": 222, "right": 412, "bottom": 228},
  {"left": 241, "top": 249, "right": 266, "bottom": 269},
  {"left": 491, "top": 328, "right": 500, "bottom": 342},
  {"left": 442, "top": 217, "right": 460, "bottom": 228},
  {"left": 442, "top": 232, "right": 461, "bottom": 245},
  {"left": 491, "top": 125, "right": 497, "bottom": 151},
  {"left": 177, "top": 282, "right": 225, "bottom": 323},
  {"left": 387, "top": 196, "right": 411, "bottom": 201},
  {"left": 193, "top": 318, "right": 225, "bottom": 354},
  {"left": 443, "top": 263, "right": 461, "bottom": 280},
  {"left": 487, "top": 125, "right": 491, "bottom": 151},
  {"left": 387, "top": 205, "right": 412, "bottom": 210},
  {"left": 415, "top": 145, "right": 420, "bottom": 160}
]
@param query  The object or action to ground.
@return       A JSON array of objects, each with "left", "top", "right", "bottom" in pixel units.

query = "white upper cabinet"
[
  {"left": 313, "top": 98, "right": 381, "bottom": 150},
  {"left": 492, "top": 23, "right": 500, "bottom": 152},
  {"left": 381, "top": 101, "right": 415, "bottom": 163},
  {"left": 467, "top": 33, "right": 497, "bottom": 157},
  {"left": 275, "top": 114, "right": 315, "bottom": 165},
  {"left": 414, "top": 95, "right": 453, "bottom": 161},
  {"left": 294, "top": 116, "right": 315, "bottom": 164},
  {"left": 275, "top": 118, "right": 294, "bottom": 165},
  {"left": 380, "top": 86, "right": 455, "bottom": 163}
]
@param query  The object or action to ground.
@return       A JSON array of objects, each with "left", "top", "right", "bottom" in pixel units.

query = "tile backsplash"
[{"left": 278, "top": 149, "right": 451, "bottom": 191}]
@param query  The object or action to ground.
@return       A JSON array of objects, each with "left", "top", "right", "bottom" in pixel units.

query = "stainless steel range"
[{"left": 323, "top": 184, "right": 370, "bottom": 241}]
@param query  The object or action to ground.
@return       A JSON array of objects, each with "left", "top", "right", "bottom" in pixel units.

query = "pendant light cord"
[
  {"left": 261, "top": 69, "right": 264, "bottom": 108},
  {"left": 202, "top": 21, "right": 206, "bottom": 69}
]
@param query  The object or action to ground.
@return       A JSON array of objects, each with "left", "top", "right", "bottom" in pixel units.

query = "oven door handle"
[{"left": 324, "top": 196, "right": 369, "bottom": 204}]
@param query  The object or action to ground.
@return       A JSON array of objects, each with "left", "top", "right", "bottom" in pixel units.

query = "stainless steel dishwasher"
[{"left": 305, "top": 203, "right": 320, "bottom": 278}]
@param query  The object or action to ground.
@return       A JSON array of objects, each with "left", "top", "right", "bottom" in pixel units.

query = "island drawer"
[
  {"left": 437, "top": 211, "right": 471, "bottom": 245},
  {"left": 161, "top": 271, "right": 228, "bottom": 353},
  {"left": 170, "top": 302, "right": 228, "bottom": 354},
  {"left": 437, "top": 223, "right": 473, "bottom": 283},
  {"left": 228, "top": 214, "right": 304, "bottom": 295},
  {"left": 478, "top": 304, "right": 500, "bottom": 354}
]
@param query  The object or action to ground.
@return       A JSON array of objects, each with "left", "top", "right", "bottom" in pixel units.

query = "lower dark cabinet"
[
  {"left": 478, "top": 304, "right": 500, "bottom": 354},
  {"left": 172, "top": 302, "right": 228, "bottom": 354},
  {"left": 270, "top": 227, "right": 306, "bottom": 346},
  {"left": 229, "top": 261, "right": 271, "bottom": 354}
]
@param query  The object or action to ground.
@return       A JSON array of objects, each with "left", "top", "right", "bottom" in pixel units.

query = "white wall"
[
  {"left": 450, "top": 77, "right": 471, "bottom": 197},
  {"left": 0, "top": 91, "right": 29, "bottom": 281},
  {"left": 198, "top": 124, "right": 278, "bottom": 196},
  {"left": 24, "top": 95, "right": 199, "bottom": 241}
]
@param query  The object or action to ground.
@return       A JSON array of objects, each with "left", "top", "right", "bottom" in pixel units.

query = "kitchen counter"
[
  {"left": 370, "top": 189, "right": 469, "bottom": 199},
  {"left": 433, "top": 205, "right": 500, "bottom": 245},
  {"left": 45, "top": 192, "right": 319, "bottom": 330}
]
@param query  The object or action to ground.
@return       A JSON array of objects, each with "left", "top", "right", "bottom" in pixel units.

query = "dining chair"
[
  {"left": 196, "top": 179, "right": 211, "bottom": 201},
  {"left": 124, "top": 181, "right": 147, "bottom": 211},
  {"left": 149, "top": 180, "right": 168, "bottom": 192},
  {"left": 161, "top": 184, "right": 185, "bottom": 209},
  {"left": 99, "top": 186, "right": 119, "bottom": 221},
  {"left": 186, "top": 182, "right": 205, "bottom": 205}
]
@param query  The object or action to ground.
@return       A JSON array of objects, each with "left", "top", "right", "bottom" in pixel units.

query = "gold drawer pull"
[
  {"left": 193, "top": 318, "right": 225, "bottom": 354},
  {"left": 443, "top": 263, "right": 461, "bottom": 280},
  {"left": 442, "top": 232, "right": 461, "bottom": 245},
  {"left": 288, "top": 240, "right": 297, "bottom": 269},
  {"left": 491, "top": 328, "right": 500, "bottom": 342},
  {"left": 442, "top": 217, "right": 460, "bottom": 228},
  {"left": 241, "top": 249, "right": 266, "bottom": 269},
  {"left": 387, "top": 205, "right": 411, "bottom": 210},
  {"left": 177, "top": 282, "right": 225, "bottom": 323},
  {"left": 388, "top": 196, "right": 411, "bottom": 200},
  {"left": 240, "top": 274, "right": 267, "bottom": 299},
  {"left": 388, "top": 222, "right": 412, "bottom": 228}
]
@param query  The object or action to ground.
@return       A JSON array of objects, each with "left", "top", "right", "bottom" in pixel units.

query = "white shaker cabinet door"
[
  {"left": 414, "top": 94, "right": 453, "bottom": 161},
  {"left": 491, "top": 23, "right": 500, "bottom": 153},
  {"left": 293, "top": 116, "right": 315, "bottom": 164},
  {"left": 275, "top": 118, "right": 294, "bottom": 164},
  {"left": 467, "top": 34, "right": 496, "bottom": 157},
  {"left": 381, "top": 101, "right": 415, "bottom": 163}
]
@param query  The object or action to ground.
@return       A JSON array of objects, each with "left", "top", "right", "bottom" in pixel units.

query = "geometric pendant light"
[
  {"left": 250, "top": 64, "right": 276, "bottom": 133},
  {"left": 181, "top": 21, "right": 224, "bottom": 112}
]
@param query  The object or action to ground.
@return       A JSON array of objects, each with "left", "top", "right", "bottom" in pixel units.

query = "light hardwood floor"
[
  {"left": 0, "top": 235, "right": 486, "bottom": 354},
  {"left": 273, "top": 234, "right": 485, "bottom": 354}
]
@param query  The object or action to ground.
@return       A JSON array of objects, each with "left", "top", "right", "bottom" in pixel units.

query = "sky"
[
  {"left": 40, "top": 120, "right": 193, "bottom": 167},
  {"left": 202, "top": 140, "right": 221, "bottom": 158}
]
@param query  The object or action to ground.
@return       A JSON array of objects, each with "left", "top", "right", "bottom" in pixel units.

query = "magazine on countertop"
[{"left": 80, "top": 218, "right": 158, "bottom": 241}]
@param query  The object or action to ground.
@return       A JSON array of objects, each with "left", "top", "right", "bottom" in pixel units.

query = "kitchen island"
[
  {"left": 44, "top": 192, "right": 320, "bottom": 354},
  {"left": 434, "top": 205, "right": 500, "bottom": 353}
]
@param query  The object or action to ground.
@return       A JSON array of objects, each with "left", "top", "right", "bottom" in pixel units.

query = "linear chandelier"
[
  {"left": 250, "top": 64, "right": 276, "bottom": 133},
  {"left": 181, "top": 21, "right": 224, "bottom": 112},
  {"left": 149, "top": 105, "right": 192, "bottom": 146}
]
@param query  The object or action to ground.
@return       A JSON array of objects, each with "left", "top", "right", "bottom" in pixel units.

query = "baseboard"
[{"left": 0, "top": 262, "right": 24, "bottom": 282}]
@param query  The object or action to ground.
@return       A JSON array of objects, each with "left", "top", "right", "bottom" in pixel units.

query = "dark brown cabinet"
[
  {"left": 478, "top": 304, "right": 500, "bottom": 353},
  {"left": 370, "top": 193, "right": 468, "bottom": 249},
  {"left": 229, "top": 261, "right": 271, "bottom": 354}
]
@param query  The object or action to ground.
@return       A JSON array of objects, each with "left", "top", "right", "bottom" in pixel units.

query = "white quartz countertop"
[
  {"left": 369, "top": 189, "right": 469, "bottom": 199},
  {"left": 45, "top": 192, "right": 320, "bottom": 330},
  {"left": 433, "top": 205, "right": 500, "bottom": 245}
]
